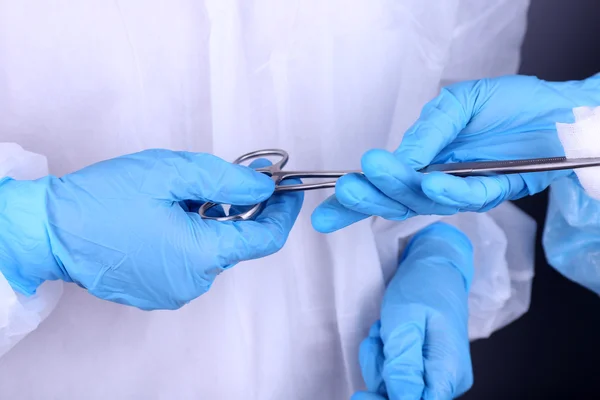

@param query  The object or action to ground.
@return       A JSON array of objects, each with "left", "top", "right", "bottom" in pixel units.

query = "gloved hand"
[
  {"left": 312, "top": 74, "right": 600, "bottom": 233},
  {"left": 0, "top": 149, "right": 303, "bottom": 310},
  {"left": 352, "top": 222, "right": 474, "bottom": 400}
]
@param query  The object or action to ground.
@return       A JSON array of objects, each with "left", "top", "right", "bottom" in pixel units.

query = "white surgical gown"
[{"left": 0, "top": 1, "right": 534, "bottom": 399}]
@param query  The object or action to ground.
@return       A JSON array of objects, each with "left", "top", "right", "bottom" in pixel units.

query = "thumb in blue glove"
[
  {"left": 0, "top": 149, "right": 303, "bottom": 310},
  {"left": 353, "top": 222, "right": 474, "bottom": 400}
]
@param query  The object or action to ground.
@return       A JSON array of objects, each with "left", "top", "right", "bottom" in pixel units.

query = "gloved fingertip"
[
  {"left": 334, "top": 174, "right": 370, "bottom": 208},
  {"left": 247, "top": 158, "right": 273, "bottom": 169},
  {"left": 310, "top": 209, "right": 338, "bottom": 233},
  {"left": 247, "top": 171, "right": 276, "bottom": 202},
  {"left": 274, "top": 177, "right": 304, "bottom": 196},
  {"left": 311, "top": 197, "right": 339, "bottom": 233},
  {"left": 311, "top": 197, "right": 368, "bottom": 233},
  {"left": 330, "top": 174, "right": 370, "bottom": 211},
  {"left": 213, "top": 165, "right": 275, "bottom": 205},
  {"left": 405, "top": 222, "right": 475, "bottom": 291},
  {"left": 227, "top": 158, "right": 275, "bottom": 202}
]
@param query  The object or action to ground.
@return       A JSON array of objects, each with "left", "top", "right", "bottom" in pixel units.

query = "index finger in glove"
[{"left": 311, "top": 194, "right": 371, "bottom": 234}]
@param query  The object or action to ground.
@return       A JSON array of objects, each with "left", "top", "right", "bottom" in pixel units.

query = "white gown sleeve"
[
  {"left": 543, "top": 107, "right": 600, "bottom": 293},
  {"left": 0, "top": 143, "right": 63, "bottom": 358}
]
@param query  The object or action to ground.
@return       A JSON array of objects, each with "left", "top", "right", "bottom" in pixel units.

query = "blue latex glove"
[
  {"left": 0, "top": 149, "right": 303, "bottom": 310},
  {"left": 312, "top": 74, "right": 600, "bottom": 233},
  {"left": 353, "top": 222, "right": 474, "bottom": 400},
  {"left": 543, "top": 174, "right": 600, "bottom": 294}
]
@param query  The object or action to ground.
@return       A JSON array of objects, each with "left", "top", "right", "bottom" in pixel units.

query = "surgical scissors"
[{"left": 198, "top": 148, "right": 600, "bottom": 221}]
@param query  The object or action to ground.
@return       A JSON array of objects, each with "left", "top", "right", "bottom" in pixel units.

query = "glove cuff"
[{"left": 0, "top": 177, "right": 61, "bottom": 295}]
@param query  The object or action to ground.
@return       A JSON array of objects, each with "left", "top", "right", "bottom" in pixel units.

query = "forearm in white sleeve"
[
  {"left": 0, "top": 143, "right": 63, "bottom": 358},
  {"left": 543, "top": 106, "right": 600, "bottom": 294}
]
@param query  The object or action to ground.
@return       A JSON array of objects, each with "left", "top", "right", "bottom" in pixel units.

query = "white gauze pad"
[{"left": 556, "top": 106, "right": 600, "bottom": 200}]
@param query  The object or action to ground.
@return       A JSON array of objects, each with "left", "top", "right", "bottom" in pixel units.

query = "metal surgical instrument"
[{"left": 198, "top": 149, "right": 600, "bottom": 221}]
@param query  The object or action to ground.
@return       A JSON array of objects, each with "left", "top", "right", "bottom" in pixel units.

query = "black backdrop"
[{"left": 462, "top": 0, "right": 600, "bottom": 398}]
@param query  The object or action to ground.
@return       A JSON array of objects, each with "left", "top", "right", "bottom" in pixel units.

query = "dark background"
[{"left": 462, "top": 0, "right": 600, "bottom": 398}]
